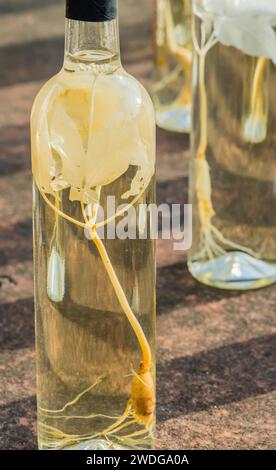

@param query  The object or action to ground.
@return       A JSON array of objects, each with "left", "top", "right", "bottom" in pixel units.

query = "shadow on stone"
[
  {"left": 0, "top": 298, "right": 34, "bottom": 351},
  {"left": 0, "top": 125, "right": 31, "bottom": 175},
  {"left": 157, "top": 261, "right": 246, "bottom": 315},
  {"left": 157, "top": 334, "right": 276, "bottom": 421},
  {"left": 0, "top": 0, "right": 60, "bottom": 15},
  {"left": 0, "top": 219, "right": 33, "bottom": 266},
  {"left": 0, "top": 37, "right": 64, "bottom": 88}
]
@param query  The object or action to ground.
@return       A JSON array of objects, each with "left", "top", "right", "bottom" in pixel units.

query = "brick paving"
[{"left": 0, "top": 0, "right": 275, "bottom": 450}]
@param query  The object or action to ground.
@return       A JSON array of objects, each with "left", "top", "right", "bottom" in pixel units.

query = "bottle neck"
[{"left": 64, "top": 18, "right": 121, "bottom": 73}]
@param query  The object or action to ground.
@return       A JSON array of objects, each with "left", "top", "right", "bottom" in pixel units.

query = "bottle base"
[
  {"left": 188, "top": 251, "right": 276, "bottom": 290},
  {"left": 39, "top": 438, "right": 131, "bottom": 450},
  {"left": 155, "top": 105, "right": 191, "bottom": 133}
]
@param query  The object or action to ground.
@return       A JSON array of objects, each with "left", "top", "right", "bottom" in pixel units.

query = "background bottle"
[
  {"left": 31, "top": 0, "right": 156, "bottom": 450},
  {"left": 188, "top": 1, "right": 276, "bottom": 290},
  {"left": 152, "top": 0, "right": 193, "bottom": 133}
]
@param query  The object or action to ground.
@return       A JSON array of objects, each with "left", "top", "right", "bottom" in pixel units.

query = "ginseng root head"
[{"left": 131, "top": 362, "right": 155, "bottom": 428}]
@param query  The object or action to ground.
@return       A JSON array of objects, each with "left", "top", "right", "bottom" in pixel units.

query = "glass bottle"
[
  {"left": 31, "top": 0, "right": 156, "bottom": 450},
  {"left": 188, "top": 0, "right": 276, "bottom": 290},
  {"left": 152, "top": 0, "right": 193, "bottom": 133}
]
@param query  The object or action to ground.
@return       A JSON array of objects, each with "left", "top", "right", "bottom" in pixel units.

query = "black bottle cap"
[{"left": 66, "top": 0, "right": 117, "bottom": 22}]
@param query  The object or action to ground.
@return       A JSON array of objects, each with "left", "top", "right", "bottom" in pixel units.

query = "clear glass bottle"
[
  {"left": 188, "top": 0, "right": 276, "bottom": 290},
  {"left": 152, "top": 0, "right": 193, "bottom": 133},
  {"left": 31, "top": 0, "right": 156, "bottom": 450}
]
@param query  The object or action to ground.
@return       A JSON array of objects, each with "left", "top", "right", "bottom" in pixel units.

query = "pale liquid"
[
  {"left": 189, "top": 42, "right": 276, "bottom": 289},
  {"left": 32, "top": 70, "right": 156, "bottom": 449},
  {"left": 152, "top": 0, "right": 192, "bottom": 133}
]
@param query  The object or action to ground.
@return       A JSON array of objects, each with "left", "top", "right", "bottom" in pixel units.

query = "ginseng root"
[
  {"left": 193, "top": 28, "right": 259, "bottom": 261},
  {"left": 244, "top": 57, "right": 269, "bottom": 143},
  {"left": 82, "top": 199, "right": 155, "bottom": 432},
  {"left": 38, "top": 184, "right": 155, "bottom": 449},
  {"left": 152, "top": 0, "right": 192, "bottom": 110}
]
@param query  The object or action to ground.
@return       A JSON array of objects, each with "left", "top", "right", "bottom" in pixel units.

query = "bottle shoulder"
[
  {"left": 121, "top": 70, "right": 155, "bottom": 116},
  {"left": 31, "top": 67, "right": 155, "bottom": 125}
]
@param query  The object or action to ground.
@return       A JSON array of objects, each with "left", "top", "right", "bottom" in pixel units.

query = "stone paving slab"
[{"left": 0, "top": 0, "right": 275, "bottom": 451}]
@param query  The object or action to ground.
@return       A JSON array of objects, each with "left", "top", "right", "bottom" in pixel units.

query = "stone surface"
[{"left": 0, "top": 0, "right": 275, "bottom": 451}]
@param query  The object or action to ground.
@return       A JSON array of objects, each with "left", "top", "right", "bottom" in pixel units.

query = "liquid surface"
[{"left": 32, "top": 68, "right": 156, "bottom": 449}]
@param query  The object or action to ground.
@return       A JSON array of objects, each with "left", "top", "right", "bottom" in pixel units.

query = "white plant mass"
[
  {"left": 33, "top": 73, "right": 155, "bottom": 204},
  {"left": 194, "top": 0, "right": 276, "bottom": 63}
]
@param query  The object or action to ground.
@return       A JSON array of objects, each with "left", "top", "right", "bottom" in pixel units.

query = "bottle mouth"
[
  {"left": 70, "top": 50, "right": 115, "bottom": 62},
  {"left": 64, "top": 50, "right": 120, "bottom": 73}
]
